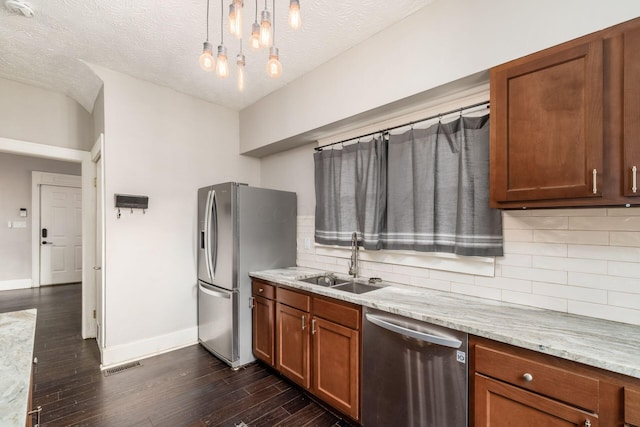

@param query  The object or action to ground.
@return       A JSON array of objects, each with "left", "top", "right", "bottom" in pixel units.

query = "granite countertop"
[
  {"left": 0, "top": 309, "right": 37, "bottom": 427},
  {"left": 250, "top": 267, "right": 640, "bottom": 379}
]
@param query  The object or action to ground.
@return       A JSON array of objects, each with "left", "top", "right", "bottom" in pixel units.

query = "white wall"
[
  {"left": 92, "top": 66, "right": 260, "bottom": 365},
  {"left": 0, "top": 77, "right": 94, "bottom": 151},
  {"left": 241, "top": 0, "right": 640, "bottom": 154},
  {"left": 0, "top": 153, "right": 80, "bottom": 286}
]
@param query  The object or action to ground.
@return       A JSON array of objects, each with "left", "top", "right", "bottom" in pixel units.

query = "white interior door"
[
  {"left": 40, "top": 184, "right": 82, "bottom": 285},
  {"left": 95, "top": 155, "right": 105, "bottom": 348}
]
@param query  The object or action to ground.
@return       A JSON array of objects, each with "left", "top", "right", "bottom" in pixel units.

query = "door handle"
[
  {"left": 198, "top": 283, "right": 231, "bottom": 299},
  {"left": 42, "top": 241, "right": 52, "bottom": 245},
  {"left": 365, "top": 313, "right": 463, "bottom": 348},
  {"left": 93, "top": 266, "right": 102, "bottom": 270}
]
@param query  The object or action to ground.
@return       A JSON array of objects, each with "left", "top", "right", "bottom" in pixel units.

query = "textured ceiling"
[{"left": 0, "top": 0, "right": 434, "bottom": 112}]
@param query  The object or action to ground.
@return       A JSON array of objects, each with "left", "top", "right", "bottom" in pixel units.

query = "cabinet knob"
[
  {"left": 522, "top": 372, "right": 533, "bottom": 382},
  {"left": 259, "top": 288, "right": 264, "bottom": 293},
  {"left": 584, "top": 419, "right": 591, "bottom": 427}
]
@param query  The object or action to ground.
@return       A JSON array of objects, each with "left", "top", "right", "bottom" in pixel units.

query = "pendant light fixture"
[
  {"left": 249, "top": 0, "right": 260, "bottom": 50},
  {"left": 288, "top": 0, "right": 301, "bottom": 30},
  {"left": 259, "top": 0, "right": 272, "bottom": 48},
  {"left": 199, "top": 0, "right": 215, "bottom": 72},
  {"left": 216, "top": 0, "right": 229, "bottom": 78},
  {"left": 237, "top": 40, "right": 246, "bottom": 91},
  {"left": 199, "top": 0, "right": 300, "bottom": 86},
  {"left": 265, "top": 0, "right": 281, "bottom": 78},
  {"left": 228, "top": 0, "right": 243, "bottom": 38}
]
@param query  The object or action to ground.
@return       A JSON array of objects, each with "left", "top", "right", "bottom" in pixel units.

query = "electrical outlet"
[{"left": 304, "top": 237, "right": 311, "bottom": 250}]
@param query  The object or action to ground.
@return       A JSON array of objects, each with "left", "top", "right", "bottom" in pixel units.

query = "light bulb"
[
  {"left": 199, "top": 41, "right": 215, "bottom": 72},
  {"left": 233, "top": 0, "right": 243, "bottom": 39},
  {"left": 228, "top": 2, "right": 243, "bottom": 38},
  {"left": 266, "top": 47, "right": 282, "bottom": 78},
  {"left": 259, "top": 9, "right": 272, "bottom": 47},
  {"left": 216, "top": 45, "right": 229, "bottom": 78},
  {"left": 249, "top": 22, "right": 261, "bottom": 50},
  {"left": 229, "top": 4, "right": 238, "bottom": 36},
  {"left": 288, "top": 0, "right": 301, "bottom": 30},
  {"left": 237, "top": 53, "right": 246, "bottom": 92}
]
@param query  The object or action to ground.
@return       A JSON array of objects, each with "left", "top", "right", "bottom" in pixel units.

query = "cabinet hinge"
[
  {"left": 93, "top": 177, "right": 97, "bottom": 188},
  {"left": 93, "top": 309, "right": 96, "bottom": 319}
]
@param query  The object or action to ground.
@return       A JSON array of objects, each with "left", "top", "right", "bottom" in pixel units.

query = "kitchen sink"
[
  {"left": 332, "top": 282, "right": 384, "bottom": 294},
  {"left": 299, "top": 275, "right": 351, "bottom": 287}
]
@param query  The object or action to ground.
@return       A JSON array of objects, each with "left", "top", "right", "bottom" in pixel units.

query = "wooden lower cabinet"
[
  {"left": 252, "top": 280, "right": 361, "bottom": 422},
  {"left": 252, "top": 294, "right": 275, "bottom": 367},
  {"left": 475, "top": 374, "right": 598, "bottom": 426},
  {"left": 252, "top": 280, "right": 276, "bottom": 367},
  {"left": 471, "top": 336, "right": 640, "bottom": 427},
  {"left": 312, "top": 316, "right": 360, "bottom": 420},
  {"left": 276, "top": 302, "right": 311, "bottom": 388}
]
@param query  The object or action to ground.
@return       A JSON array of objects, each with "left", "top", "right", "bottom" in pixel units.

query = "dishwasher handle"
[{"left": 365, "top": 313, "right": 462, "bottom": 349}]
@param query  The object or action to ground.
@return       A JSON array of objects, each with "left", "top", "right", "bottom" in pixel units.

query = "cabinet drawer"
[
  {"left": 626, "top": 387, "right": 640, "bottom": 426},
  {"left": 475, "top": 345, "right": 599, "bottom": 412},
  {"left": 313, "top": 297, "right": 360, "bottom": 330},
  {"left": 252, "top": 280, "right": 275, "bottom": 299},
  {"left": 277, "top": 287, "right": 311, "bottom": 312}
]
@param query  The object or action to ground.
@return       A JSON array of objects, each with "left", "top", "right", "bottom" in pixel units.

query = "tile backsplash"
[{"left": 296, "top": 208, "right": 640, "bottom": 326}]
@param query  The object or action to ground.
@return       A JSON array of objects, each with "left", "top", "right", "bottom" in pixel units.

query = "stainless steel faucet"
[{"left": 348, "top": 232, "right": 359, "bottom": 278}]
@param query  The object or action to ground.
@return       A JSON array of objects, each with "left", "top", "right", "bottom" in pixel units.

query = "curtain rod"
[{"left": 314, "top": 100, "right": 490, "bottom": 152}]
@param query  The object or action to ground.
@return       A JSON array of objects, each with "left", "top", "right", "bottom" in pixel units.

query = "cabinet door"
[
  {"left": 276, "top": 302, "right": 310, "bottom": 389},
  {"left": 312, "top": 317, "right": 360, "bottom": 420},
  {"left": 491, "top": 39, "right": 604, "bottom": 205},
  {"left": 623, "top": 25, "right": 640, "bottom": 197},
  {"left": 475, "top": 374, "right": 598, "bottom": 427},
  {"left": 252, "top": 295, "right": 275, "bottom": 367}
]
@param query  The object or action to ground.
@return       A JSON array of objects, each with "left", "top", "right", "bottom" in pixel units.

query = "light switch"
[
  {"left": 13, "top": 221, "right": 27, "bottom": 229},
  {"left": 7, "top": 221, "right": 12, "bottom": 228}
]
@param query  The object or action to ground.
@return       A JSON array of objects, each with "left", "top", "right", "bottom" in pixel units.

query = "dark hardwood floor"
[{"left": 0, "top": 283, "right": 353, "bottom": 426}]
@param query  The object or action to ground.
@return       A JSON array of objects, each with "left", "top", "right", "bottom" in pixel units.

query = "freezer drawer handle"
[
  {"left": 198, "top": 283, "right": 231, "bottom": 299},
  {"left": 365, "top": 313, "right": 462, "bottom": 348}
]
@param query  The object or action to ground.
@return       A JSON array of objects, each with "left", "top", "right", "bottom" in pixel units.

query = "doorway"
[{"left": 0, "top": 136, "right": 97, "bottom": 341}]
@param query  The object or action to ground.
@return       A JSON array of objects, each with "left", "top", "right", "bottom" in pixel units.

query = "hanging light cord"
[
  {"left": 254, "top": 0, "right": 258, "bottom": 22},
  {"left": 220, "top": 0, "right": 224, "bottom": 43},
  {"left": 205, "top": 0, "right": 210, "bottom": 41},
  {"left": 272, "top": 0, "right": 275, "bottom": 43}
]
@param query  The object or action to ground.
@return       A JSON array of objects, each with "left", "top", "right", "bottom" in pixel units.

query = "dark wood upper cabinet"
[
  {"left": 490, "top": 17, "right": 640, "bottom": 208},
  {"left": 491, "top": 39, "right": 604, "bottom": 205},
  {"left": 623, "top": 25, "right": 640, "bottom": 198}
]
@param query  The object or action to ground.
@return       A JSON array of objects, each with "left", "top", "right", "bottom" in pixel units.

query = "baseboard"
[
  {"left": 100, "top": 326, "right": 198, "bottom": 369},
  {"left": 0, "top": 278, "right": 32, "bottom": 291}
]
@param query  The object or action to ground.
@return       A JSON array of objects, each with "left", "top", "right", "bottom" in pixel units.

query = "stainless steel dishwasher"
[{"left": 362, "top": 307, "right": 468, "bottom": 426}]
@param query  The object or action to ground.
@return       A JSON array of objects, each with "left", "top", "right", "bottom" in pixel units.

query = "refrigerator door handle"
[
  {"left": 203, "top": 190, "right": 214, "bottom": 280},
  {"left": 211, "top": 190, "right": 218, "bottom": 278},
  {"left": 198, "top": 282, "right": 231, "bottom": 299}
]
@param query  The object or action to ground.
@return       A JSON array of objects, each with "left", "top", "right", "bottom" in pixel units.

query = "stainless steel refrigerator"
[{"left": 197, "top": 182, "right": 296, "bottom": 368}]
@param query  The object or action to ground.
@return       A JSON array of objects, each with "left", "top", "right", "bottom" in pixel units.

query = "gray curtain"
[
  {"left": 314, "top": 136, "right": 386, "bottom": 249},
  {"left": 384, "top": 114, "right": 503, "bottom": 256}
]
